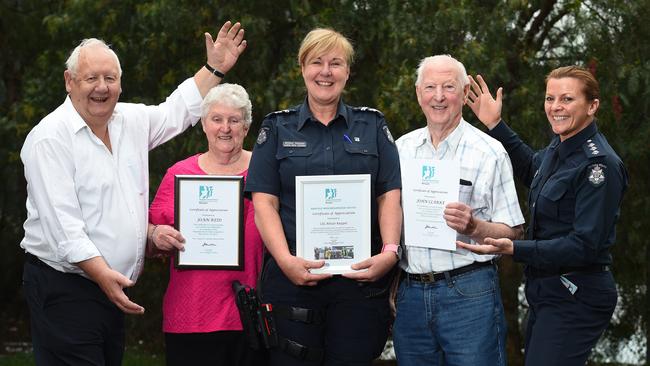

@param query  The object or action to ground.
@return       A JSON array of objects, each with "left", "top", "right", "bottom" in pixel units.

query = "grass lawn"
[{"left": 0, "top": 351, "right": 165, "bottom": 366}]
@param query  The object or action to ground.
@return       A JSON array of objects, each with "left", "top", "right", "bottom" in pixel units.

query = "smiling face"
[
  {"left": 202, "top": 103, "right": 249, "bottom": 156},
  {"left": 301, "top": 47, "right": 350, "bottom": 108},
  {"left": 544, "top": 77, "right": 599, "bottom": 141},
  {"left": 416, "top": 59, "right": 468, "bottom": 131},
  {"left": 64, "top": 46, "right": 121, "bottom": 128}
]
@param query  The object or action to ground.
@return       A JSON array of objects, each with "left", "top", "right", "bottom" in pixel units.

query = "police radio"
[{"left": 232, "top": 280, "right": 278, "bottom": 349}]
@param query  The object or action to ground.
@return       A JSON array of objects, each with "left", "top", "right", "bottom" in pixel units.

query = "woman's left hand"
[
  {"left": 342, "top": 252, "right": 399, "bottom": 282},
  {"left": 456, "top": 237, "right": 514, "bottom": 255}
]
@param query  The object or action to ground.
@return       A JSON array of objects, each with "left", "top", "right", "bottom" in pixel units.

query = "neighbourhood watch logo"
[
  {"left": 422, "top": 165, "right": 436, "bottom": 181},
  {"left": 199, "top": 185, "right": 215, "bottom": 201},
  {"left": 325, "top": 188, "right": 337, "bottom": 200},
  {"left": 324, "top": 188, "right": 340, "bottom": 203}
]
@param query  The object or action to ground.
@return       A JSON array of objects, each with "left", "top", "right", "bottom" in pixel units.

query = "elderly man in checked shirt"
[{"left": 392, "top": 55, "right": 524, "bottom": 366}]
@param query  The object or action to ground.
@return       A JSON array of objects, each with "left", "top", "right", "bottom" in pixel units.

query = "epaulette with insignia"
[
  {"left": 352, "top": 106, "right": 384, "bottom": 117},
  {"left": 582, "top": 138, "right": 606, "bottom": 158},
  {"left": 264, "top": 108, "right": 298, "bottom": 119}
]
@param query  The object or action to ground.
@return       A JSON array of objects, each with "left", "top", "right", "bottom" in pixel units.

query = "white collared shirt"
[
  {"left": 20, "top": 78, "right": 202, "bottom": 281},
  {"left": 396, "top": 119, "right": 525, "bottom": 273}
]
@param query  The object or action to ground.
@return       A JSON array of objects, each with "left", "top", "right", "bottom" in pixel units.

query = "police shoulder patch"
[
  {"left": 256, "top": 127, "right": 269, "bottom": 145},
  {"left": 587, "top": 163, "right": 606, "bottom": 187},
  {"left": 383, "top": 125, "right": 395, "bottom": 144}
]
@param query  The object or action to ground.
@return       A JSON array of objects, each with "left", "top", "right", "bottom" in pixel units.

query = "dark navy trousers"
[
  {"left": 23, "top": 257, "right": 125, "bottom": 366},
  {"left": 260, "top": 257, "right": 391, "bottom": 366},
  {"left": 524, "top": 270, "right": 617, "bottom": 365}
]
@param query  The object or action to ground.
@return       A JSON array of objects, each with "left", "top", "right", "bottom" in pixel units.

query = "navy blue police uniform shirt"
[
  {"left": 245, "top": 100, "right": 401, "bottom": 255},
  {"left": 489, "top": 121, "right": 628, "bottom": 272}
]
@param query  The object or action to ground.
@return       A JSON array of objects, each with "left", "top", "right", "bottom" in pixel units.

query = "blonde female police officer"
[{"left": 245, "top": 28, "right": 402, "bottom": 365}]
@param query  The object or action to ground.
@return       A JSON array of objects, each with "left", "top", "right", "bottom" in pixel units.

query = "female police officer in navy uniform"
[
  {"left": 245, "top": 28, "right": 402, "bottom": 366},
  {"left": 459, "top": 66, "right": 628, "bottom": 365}
]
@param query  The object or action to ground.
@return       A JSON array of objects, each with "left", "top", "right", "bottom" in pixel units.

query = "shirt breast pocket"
[
  {"left": 538, "top": 181, "right": 574, "bottom": 224},
  {"left": 343, "top": 143, "right": 378, "bottom": 174},
  {"left": 276, "top": 147, "right": 313, "bottom": 179},
  {"left": 125, "top": 156, "right": 145, "bottom": 195}
]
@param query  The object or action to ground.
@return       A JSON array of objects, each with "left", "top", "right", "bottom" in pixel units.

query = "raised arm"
[
  {"left": 194, "top": 21, "right": 248, "bottom": 97},
  {"left": 467, "top": 74, "right": 503, "bottom": 130}
]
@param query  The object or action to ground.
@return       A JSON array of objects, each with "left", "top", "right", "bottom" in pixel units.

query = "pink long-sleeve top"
[{"left": 149, "top": 154, "right": 264, "bottom": 333}]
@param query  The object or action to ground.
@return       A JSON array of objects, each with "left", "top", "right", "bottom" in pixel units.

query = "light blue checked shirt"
[{"left": 396, "top": 119, "right": 525, "bottom": 273}]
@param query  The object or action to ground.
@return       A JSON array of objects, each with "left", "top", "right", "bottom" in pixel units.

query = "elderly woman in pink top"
[{"left": 148, "top": 83, "right": 265, "bottom": 365}]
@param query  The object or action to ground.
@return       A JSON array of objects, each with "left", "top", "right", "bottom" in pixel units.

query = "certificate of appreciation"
[
  {"left": 401, "top": 159, "right": 460, "bottom": 250},
  {"left": 174, "top": 175, "right": 244, "bottom": 269},
  {"left": 295, "top": 174, "right": 371, "bottom": 274}
]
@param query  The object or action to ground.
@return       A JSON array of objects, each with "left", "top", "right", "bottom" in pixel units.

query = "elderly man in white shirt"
[
  {"left": 20, "top": 21, "right": 246, "bottom": 365},
  {"left": 392, "top": 55, "right": 525, "bottom": 366}
]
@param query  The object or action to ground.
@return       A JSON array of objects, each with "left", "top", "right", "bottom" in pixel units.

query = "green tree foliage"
[{"left": 1, "top": 0, "right": 646, "bottom": 363}]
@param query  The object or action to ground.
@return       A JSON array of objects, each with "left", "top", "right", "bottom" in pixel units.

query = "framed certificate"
[
  {"left": 174, "top": 175, "right": 244, "bottom": 270},
  {"left": 400, "top": 158, "right": 460, "bottom": 250},
  {"left": 295, "top": 174, "right": 371, "bottom": 274}
]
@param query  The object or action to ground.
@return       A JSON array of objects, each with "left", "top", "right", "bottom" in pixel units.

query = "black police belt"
[
  {"left": 273, "top": 304, "right": 325, "bottom": 362},
  {"left": 406, "top": 260, "right": 494, "bottom": 283},
  {"left": 525, "top": 264, "right": 610, "bottom": 278}
]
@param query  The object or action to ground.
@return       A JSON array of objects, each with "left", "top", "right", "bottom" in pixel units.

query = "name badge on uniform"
[{"left": 282, "top": 141, "right": 307, "bottom": 148}]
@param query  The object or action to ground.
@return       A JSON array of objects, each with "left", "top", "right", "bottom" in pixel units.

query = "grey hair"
[
  {"left": 415, "top": 55, "right": 469, "bottom": 87},
  {"left": 65, "top": 38, "right": 122, "bottom": 77},
  {"left": 200, "top": 83, "right": 253, "bottom": 128}
]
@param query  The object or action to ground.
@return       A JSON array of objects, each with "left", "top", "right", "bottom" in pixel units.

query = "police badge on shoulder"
[{"left": 587, "top": 163, "right": 606, "bottom": 187}]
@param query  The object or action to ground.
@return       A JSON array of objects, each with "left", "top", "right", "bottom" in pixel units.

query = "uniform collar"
[
  {"left": 557, "top": 121, "right": 598, "bottom": 159},
  {"left": 297, "top": 98, "right": 349, "bottom": 130}
]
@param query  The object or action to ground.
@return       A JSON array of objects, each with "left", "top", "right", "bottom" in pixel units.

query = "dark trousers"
[
  {"left": 260, "top": 258, "right": 391, "bottom": 366},
  {"left": 524, "top": 271, "right": 617, "bottom": 366},
  {"left": 165, "top": 330, "right": 268, "bottom": 366},
  {"left": 23, "top": 257, "right": 125, "bottom": 366}
]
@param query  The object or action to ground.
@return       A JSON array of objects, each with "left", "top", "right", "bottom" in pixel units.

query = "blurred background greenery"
[{"left": 1, "top": 0, "right": 647, "bottom": 364}]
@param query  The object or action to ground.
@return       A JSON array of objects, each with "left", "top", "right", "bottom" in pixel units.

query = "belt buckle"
[{"left": 420, "top": 272, "right": 435, "bottom": 282}]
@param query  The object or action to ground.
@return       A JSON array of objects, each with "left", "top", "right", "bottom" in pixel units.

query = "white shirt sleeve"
[
  {"left": 145, "top": 78, "right": 203, "bottom": 150},
  {"left": 23, "top": 137, "right": 102, "bottom": 266}
]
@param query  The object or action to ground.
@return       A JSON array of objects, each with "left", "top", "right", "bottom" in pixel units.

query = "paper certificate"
[
  {"left": 295, "top": 174, "right": 371, "bottom": 274},
  {"left": 174, "top": 175, "right": 244, "bottom": 269},
  {"left": 401, "top": 159, "right": 460, "bottom": 250}
]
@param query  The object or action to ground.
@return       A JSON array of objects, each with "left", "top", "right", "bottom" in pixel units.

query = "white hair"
[
  {"left": 200, "top": 83, "right": 253, "bottom": 128},
  {"left": 65, "top": 38, "right": 122, "bottom": 77},
  {"left": 415, "top": 55, "right": 469, "bottom": 87}
]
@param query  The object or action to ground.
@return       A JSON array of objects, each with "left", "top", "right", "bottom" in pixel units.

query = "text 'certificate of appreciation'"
[
  {"left": 401, "top": 159, "right": 460, "bottom": 250},
  {"left": 174, "top": 175, "right": 244, "bottom": 270},
  {"left": 295, "top": 174, "right": 371, "bottom": 275}
]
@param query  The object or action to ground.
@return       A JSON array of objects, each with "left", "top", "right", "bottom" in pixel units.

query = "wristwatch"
[{"left": 381, "top": 243, "right": 403, "bottom": 260}]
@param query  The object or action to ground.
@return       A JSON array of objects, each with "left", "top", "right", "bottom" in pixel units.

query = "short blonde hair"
[{"left": 298, "top": 28, "right": 354, "bottom": 67}]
